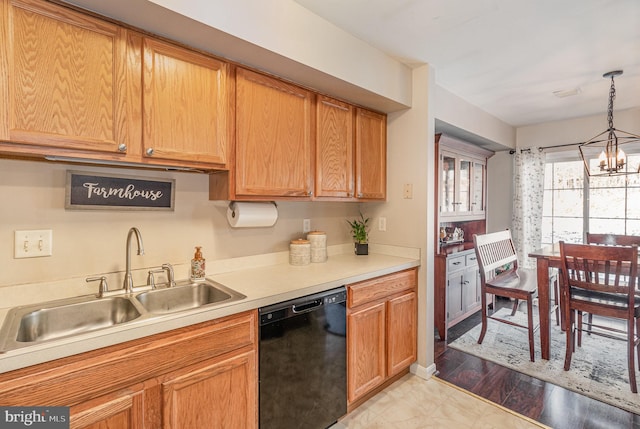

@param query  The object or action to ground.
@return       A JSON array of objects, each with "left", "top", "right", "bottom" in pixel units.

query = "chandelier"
[{"left": 578, "top": 70, "right": 640, "bottom": 177}]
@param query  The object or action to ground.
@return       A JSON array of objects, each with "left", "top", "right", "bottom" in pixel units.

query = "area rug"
[{"left": 448, "top": 308, "right": 640, "bottom": 415}]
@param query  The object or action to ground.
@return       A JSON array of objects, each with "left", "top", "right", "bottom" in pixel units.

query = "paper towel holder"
[{"left": 227, "top": 201, "right": 277, "bottom": 219}]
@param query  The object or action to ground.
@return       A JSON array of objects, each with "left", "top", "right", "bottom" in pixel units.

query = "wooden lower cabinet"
[
  {"left": 387, "top": 291, "right": 417, "bottom": 377},
  {"left": 347, "top": 301, "right": 386, "bottom": 402},
  {"left": 0, "top": 310, "right": 258, "bottom": 429},
  {"left": 70, "top": 388, "right": 145, "bottom": 429},
  {"left": 161, "top": 350, "right": 256, "bottom": 429},
  {"left": 346, "top": 268, "right": 417, "bottom": 406}
]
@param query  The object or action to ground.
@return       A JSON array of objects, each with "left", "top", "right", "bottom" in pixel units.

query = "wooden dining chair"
[
  {"left": 473, "top": 230, "right": 539, "bottom": 362},
  {"left": 558, "top": 241, "right": 640, "bottom": 393},
  {"left": 587, "top": 233, "right": 640, "bottom": 247},
  {"left": 582, "top": 233, "right": 640, "bottom": 344}
]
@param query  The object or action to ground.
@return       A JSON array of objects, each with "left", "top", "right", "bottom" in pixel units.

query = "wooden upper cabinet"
[
  {"left": 315, "top": 95, "right": 354, "bottom": 199},
  {"left": 141, "top": 37, "right": 231, "bottom": 168},
  {"left": 0, "top": 0, "right": 133, "bottom": 155},
  {"left": 233, "top": 68, "right": 313, "bottom": 199},
  {"left": 355, "top": 108, "right": 386, "bottom": 200}
]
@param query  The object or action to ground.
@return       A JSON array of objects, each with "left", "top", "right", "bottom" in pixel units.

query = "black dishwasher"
[{"left": 259, "top": 286, "right": 347, "bottom": 429}]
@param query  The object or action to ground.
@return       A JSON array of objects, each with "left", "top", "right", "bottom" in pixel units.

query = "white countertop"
[{"left": 0, "top": 243, "right": 419, "bottom": 374}]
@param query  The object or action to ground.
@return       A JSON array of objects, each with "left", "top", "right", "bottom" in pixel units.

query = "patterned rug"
[{"left": 448, "top": 307, "right": 640, "bottom": 415}]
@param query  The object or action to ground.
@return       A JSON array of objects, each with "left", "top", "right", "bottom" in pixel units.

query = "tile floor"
[{"left": 331, "top": 374, "right": 549, "bottom": 429}]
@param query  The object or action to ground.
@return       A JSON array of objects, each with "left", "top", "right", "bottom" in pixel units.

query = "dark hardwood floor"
[{"left": 434, "top": 299, "right": 640, "bottom": 429}]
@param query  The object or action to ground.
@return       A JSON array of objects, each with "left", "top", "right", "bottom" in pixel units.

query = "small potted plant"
[{"left": 347, "top": 212, "right": 370, "bottom": 255}]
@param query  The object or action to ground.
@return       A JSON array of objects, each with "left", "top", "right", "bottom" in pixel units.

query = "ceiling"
[{"left": 295, "top": 0, "right": 640, "bottom": 128}]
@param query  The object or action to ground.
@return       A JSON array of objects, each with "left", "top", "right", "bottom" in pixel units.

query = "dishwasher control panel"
[{"left": 259, "top": 286, "right": 346, "bottom": 325}]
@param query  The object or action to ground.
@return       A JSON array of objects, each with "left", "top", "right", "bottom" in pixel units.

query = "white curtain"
[{"left": 511, "top": 148, "right": 546, "bottom": 269}]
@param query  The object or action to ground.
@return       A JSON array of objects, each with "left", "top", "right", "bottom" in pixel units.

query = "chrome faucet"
[{"left": 123, "top": 227, "right": 145, "bottom": 293}]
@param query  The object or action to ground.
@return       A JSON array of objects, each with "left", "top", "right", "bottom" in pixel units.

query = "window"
[{"left": 542, "top": 154, "right": 640, "bottom": 245}]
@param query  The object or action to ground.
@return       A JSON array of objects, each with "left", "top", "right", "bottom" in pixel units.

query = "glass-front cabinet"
[{"left": 439, "top": 150, "right": 486, "bottom": 219}]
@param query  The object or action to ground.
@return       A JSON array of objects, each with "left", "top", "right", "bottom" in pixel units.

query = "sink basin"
[
  {"left": 135, "top": 281, "right": 245, "bottom": 314},
  {"left": 0, "top": 280, "right": 245, "bottom": 353},
  {"left": 0, "top": 296, "right": 142, "bottom": 351}
]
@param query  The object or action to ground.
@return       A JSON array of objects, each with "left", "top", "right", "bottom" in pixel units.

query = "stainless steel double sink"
[{"left": 0, "top": 280, "right": 245, "bottom": 353}]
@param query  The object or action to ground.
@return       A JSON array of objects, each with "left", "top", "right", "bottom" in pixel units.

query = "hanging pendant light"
[{"left": 578, "top": 70, "right": 640, "bottom": 176}]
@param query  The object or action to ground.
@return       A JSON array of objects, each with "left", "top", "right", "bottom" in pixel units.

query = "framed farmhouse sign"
[{"left": 65, "top": 171, "right": 175, "bottom": 211}]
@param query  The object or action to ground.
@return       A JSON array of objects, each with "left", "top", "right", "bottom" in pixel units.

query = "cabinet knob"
[
  {"left": 146, "top": 148, "right": 154, "bottom": 156},
  {"left": 117, "top": 143, "right": 127, "bottom": 152}
]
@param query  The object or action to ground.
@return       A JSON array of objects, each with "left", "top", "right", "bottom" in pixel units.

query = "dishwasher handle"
[{"left": 291, "top": 299, "right": 323, "bottom": 314}]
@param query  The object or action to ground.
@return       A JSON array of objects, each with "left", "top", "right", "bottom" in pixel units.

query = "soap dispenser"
[{"left": 191, "top": 246, "right": 206, "bottom": 281}]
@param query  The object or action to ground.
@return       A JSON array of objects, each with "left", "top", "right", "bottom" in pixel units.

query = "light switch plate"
[
  {"left": 303, "top": 219, "right": 311, "bottom": 233},
  {"left": 378, "top": 217, "right": 387, "bottom": 231},
  {"left": 14, "top": 229, "right": 53, "bottom": 258}
]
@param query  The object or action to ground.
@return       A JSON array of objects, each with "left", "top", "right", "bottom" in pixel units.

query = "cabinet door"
[
  {"left": 462, "top": 268, "right": 479, "bottom": 313},
  {"left": 458, "top": 157, "right": 472, "bottom": 213},
  {"left": 70, "top": 388, "right": 144, "bottom": 429},
  {"left": 446, "top": 274, "right": 464, "bottom": 323},
  {"left": 387, "top": 292, "right": 417, "bottom": 377},
  {"left": 235, "top": 68, "right": 313, "bottom": 198},
  {"left": 440, "top": 152, "right": 456, "bottom": 213},
  {"left": 0, "top": 0, "right": 132, "bottom": 155},
  {"left": 161, "top": 350, "right": 257, "bottom": 429},
  {"left": 315, "top": 95, "right": 354, "bottom": 199},
  {"left": 355, "top": 108, "right": 386, "bottom": 200},
  {"left": 472, "top": 160, "right": 486, "bottom": 215},
  {"left": 347, "top": 301, "right": 386, "bottom": 404},
  {"left": 142, "top": 37, "right": 230, "bottom": 167}
]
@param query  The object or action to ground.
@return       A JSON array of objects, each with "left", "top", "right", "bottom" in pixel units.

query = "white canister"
[
  {"left": 307, "top": 231, "right": 327, "bottom": 263},
  {"left": 289, "top": 239, "right": 311, "bottom": 266}
]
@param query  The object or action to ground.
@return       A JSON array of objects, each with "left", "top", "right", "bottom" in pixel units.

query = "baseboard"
[{"left": 410, "top": 362, "right": 437, "bottom": 380}]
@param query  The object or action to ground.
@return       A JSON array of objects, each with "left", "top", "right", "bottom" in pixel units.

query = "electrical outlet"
[
  {"left": 403, "top": 183, "right": 413, "bottom": 199},
  {"left": 303, "top": 219, "right": 311, "bottom": 233},
  {"left": 14, "top": 229, "right": 53, "bottom": 258},
  {"left": 378, "top": 217, "right": 387, "bottom": 231}
]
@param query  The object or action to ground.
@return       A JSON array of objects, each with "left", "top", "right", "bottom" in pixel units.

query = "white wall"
[
  {"left": 373, "top": 65, "right": 435, "bottom": 370},
  {"left": 0, "top": 158, "right": 360, "bottom": 288},
  {"left": 435, "top": 85, "right": 516, "bottom": 148},
  {"left": 486, "top": 151, "right": 513, "bottom": 233},
  {"left": 517, "top": 107, "right": 640, "bottom": 149}
]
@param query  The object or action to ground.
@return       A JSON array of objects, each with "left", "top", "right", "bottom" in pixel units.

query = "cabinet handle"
[
  {"left": 117, "top": 143, "right": 127, "bottom": 152},
  {"left": 146, "top": 148, "right": 154, "bottom": 156},
  {"left": 452, "top": 261, "right": 462, "bottom": 265}
]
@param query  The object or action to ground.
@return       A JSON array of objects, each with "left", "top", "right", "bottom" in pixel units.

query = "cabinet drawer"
[
  {"left": 348, "top": 269, "right": 416, "bottom": 308},
  {"left": 465, "top": 253, "right": 478, "bottom": 267},
  {"left": 447, "top": 255, "right": 465, "bottom": 272}
]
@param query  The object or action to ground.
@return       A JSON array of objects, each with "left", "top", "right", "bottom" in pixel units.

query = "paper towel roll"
[{"left": 227, "top": 202, "right": 278, "bottom": 228}]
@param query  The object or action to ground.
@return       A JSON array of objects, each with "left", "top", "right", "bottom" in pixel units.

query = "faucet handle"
[
  {"left": 162, "top": 263, "right": 176, "bottom": 287},
  {"left": 87, "top": 276, "right": 109, "bottom": 298},
  {"left": 146, "top": 269, "right": 165, "bottom": 289}
]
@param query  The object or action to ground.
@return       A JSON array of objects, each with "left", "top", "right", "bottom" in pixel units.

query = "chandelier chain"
[{"left": 607, "top": 75, "right": 616, "bottom": 130}]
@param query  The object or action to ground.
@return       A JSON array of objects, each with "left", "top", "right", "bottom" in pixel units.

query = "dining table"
[{"left": 528, "top": 243, "right": 562, "bottom": 360}]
